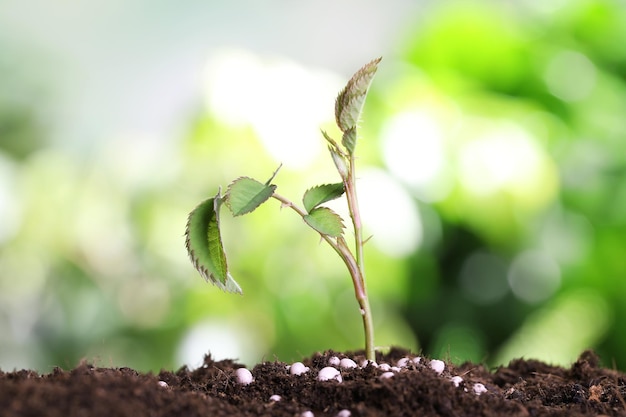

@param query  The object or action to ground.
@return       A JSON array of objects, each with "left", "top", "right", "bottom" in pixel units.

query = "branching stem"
[{"left": 272, "top": 189, "right": 375, "bottom": 361}]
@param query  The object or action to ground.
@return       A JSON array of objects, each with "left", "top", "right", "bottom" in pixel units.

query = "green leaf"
[
  {"left": 225, "top": 177, "right": 276, "bottom": 216},
  {"left": 303, "top": 207, "right": 345, "bottom": 237},
  {"left": 335, "top": 57, "right": 381, "bottom": 133},
  {"left": 341, "top": 127, "right": 357, "bottom": 155},
  {"left": 321, "top": 130, "right": 343, "bottom": 154},
  {"left": 303, "top": 183, "right": 345, "bottom": 213},
  {"left": 185, "top": 193, "right": 242, "bottom": 294}
]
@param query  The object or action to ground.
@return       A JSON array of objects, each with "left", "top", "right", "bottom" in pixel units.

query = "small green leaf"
[
  {"left": 185, "top": 193, "right": 242, "bottom": 294},
  {"left": 303, "top": 207, "right": 345, "bottom": 237},
  {"left": 303, "top": 183, "right": 345, "bottom": 213},
  {"left": 225, "top": 177, "right": 276, "bottom": 216},
  {"left": 321, "top": 130, "right": 343, "bottom": 155},
  {"left": 341, "top": 127, "right": 357, "bottom": 155},
  {"left": 335, "top": 57, "right": 381, "bottom": 133}
]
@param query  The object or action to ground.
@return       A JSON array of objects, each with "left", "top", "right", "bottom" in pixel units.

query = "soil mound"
[{"left": 1, "top": 348, "right": 625, "bottom": 416}]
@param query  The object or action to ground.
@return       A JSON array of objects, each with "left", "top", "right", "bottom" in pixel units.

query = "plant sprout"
[{"left": 185, "top": 57, "right": 382, "bottom": 360}]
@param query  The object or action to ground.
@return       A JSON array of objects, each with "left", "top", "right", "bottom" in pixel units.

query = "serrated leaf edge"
[
  {"left": 334, "top": 57, "right": 382, "bottom": 133},
  {"left": 224, "top": 176, "right": 276, "bottom": 217},
  {"left": 185, "top": 193, "right": 242, "bottom": 294},
  {"left": 302, "top": 183, "right": 345, "bottom": 213},
  {"left": 303, "top": 206, "right": 345, "bottom": 237}
]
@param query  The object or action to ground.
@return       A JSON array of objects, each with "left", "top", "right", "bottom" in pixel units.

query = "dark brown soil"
[{"left": 1, "top": 348, "right": 625, "bottom": 417}]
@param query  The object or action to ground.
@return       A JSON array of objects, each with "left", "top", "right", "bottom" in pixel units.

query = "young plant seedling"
[{"left": 185, "top": 57, "right": 382, "bottom": 360}]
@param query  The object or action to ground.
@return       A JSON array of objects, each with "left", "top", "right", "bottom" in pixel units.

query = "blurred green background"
[{"left": 1, "top": 0, "right": 625, "bottom": 373}]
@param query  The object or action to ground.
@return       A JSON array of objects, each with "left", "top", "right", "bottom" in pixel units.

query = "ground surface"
[{"left": 1, "top": 348, "right": 625, "bottom": 416}]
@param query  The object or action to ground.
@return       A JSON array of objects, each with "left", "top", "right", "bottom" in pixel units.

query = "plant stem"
[
  {"left": 271, "top": 192, "right": 375, "bottom": 360},
  {"left": 270, "top": 193, "right": 358, "bottom": 275},
  {"left": 344, "top": 156, "right": 375, "bottom": 361}
]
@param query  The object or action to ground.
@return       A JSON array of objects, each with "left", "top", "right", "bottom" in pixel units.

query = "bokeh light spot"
[
  {"left": 545, "top": 50, "right": 597, "bottom": 102},
  {"left": 358, "top": 169, "right": 422, "bottom": 257},
  {"left": 381, "top": 110, "right": 451, "bottom": 202},
  {"left": 204, "top": 49, "right": 342, "bottom": 168},
  {"left": 458, "top": 121, "right": 546, "bottom": 197},
  {"left": 540, "top": 208, "right": 594, "bottom": 264},
  {"left": 508, "top": 250, "right": 560, "bottom": 303},
  {"left": 176, "top": 319, "right": 269, "bottom": 369}
]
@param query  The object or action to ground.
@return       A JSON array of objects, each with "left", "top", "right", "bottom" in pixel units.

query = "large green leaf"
[
  {"left": 303, "top": 183, "right": 345, "bottom": 213},
  {"left": 185, "top": 193, "right": 242, "bottom": 294},
  {"left": 334, "top": 57, "right": 381, "bottom": 135},
  {"left": 225, "top": 177, "right": 276, "bottom": 216},
  {"left": 303, "top": 207, "right": 345, "bottom": 237}
]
